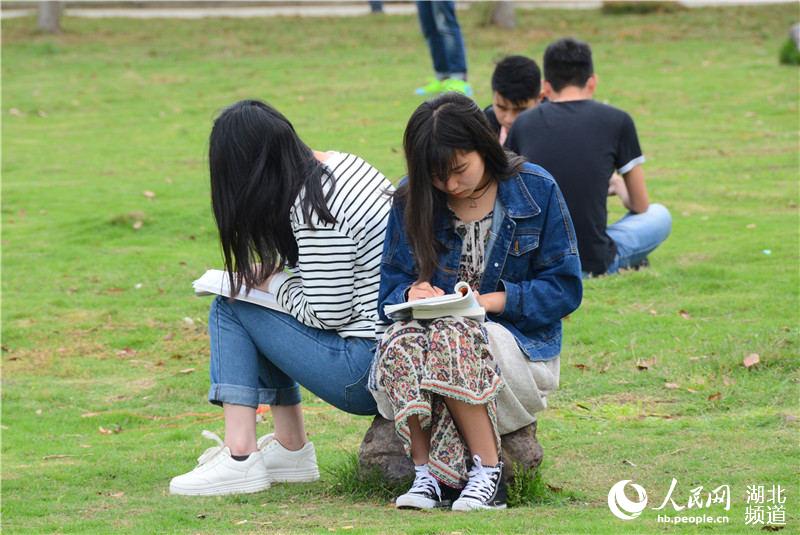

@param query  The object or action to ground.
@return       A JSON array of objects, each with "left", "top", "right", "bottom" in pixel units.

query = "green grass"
[{"left": 2, "top": 4, "right": 798, "bottom": 533}]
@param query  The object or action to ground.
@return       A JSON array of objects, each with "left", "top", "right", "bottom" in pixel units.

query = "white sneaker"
[
  {"left": 259, "top": 433, "right": 320, "bottom": 483},
  {"left": 169, "top": 430, "right": 271, "bottom": 496}
]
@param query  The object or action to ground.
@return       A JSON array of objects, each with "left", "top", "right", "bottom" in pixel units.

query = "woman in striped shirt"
[{"left": 170, "top": 100, "right": 393, "bottom": 496}]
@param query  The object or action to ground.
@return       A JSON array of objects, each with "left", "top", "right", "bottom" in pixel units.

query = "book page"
[
  {"left": 192, "top": 269, "right": 286, "bottom": 313},
  {"left": 383, "top": 281, "right": 484, "bottom": 321}
]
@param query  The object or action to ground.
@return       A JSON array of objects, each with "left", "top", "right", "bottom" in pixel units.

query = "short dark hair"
[
  {"left": 543, "top": 37, "right": 594, "bottom": 92},
  {"left": 491, "top": 55, "right": 541, "bottom": 105},
  {"left": 397, "top": 93, "right": 525, "bottom": 281}
]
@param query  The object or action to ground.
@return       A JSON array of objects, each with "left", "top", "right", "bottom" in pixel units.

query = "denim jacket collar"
[{"left": 497, "top": 173, "right": 541, "bottom": 219}]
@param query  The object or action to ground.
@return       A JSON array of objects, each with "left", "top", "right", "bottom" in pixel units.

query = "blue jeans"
[
  {"left": 416, "top": 1, "right": 467, "bottom": 79},
  {"left": 207, "top": 296, "right": 378, "bottom": 416},
  {"left": 603, "top": 203, "right": 672, "bottom": 275}
]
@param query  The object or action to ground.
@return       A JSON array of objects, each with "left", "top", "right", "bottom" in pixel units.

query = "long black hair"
[
  {"left": 398, "top": 92, "right": 525, "bottom": 282},
  {"left": 209, "top": 99, "right": 336, "bottom": 295}
]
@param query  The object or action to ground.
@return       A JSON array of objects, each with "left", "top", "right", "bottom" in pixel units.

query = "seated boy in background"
[
  {"left": 484, "top": 55, "right": 541, "bottom": 145},
  {"left": 507, "top": 37, "right": 672, "bottom": 277}
]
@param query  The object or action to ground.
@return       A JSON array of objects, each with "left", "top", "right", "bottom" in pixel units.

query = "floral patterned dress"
[{"left": 373, "top": 212, "right": 504, "bottom": 487}]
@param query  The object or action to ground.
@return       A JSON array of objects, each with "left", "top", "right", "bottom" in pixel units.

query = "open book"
[
  {"left": 383, "top": 281, "right": 485, "bottom": 322},
  {"left": 192, "top": 269, "right": 287, "bottom": 313}
]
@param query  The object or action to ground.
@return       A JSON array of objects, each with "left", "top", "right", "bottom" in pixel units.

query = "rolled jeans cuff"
[{"left": 208, "top": 382, "right": 302, "bottom": 408}]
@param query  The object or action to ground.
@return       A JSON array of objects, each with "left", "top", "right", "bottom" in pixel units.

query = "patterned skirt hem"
[{"left": 420, "top": 373, "right": 504, "bottom": 406}]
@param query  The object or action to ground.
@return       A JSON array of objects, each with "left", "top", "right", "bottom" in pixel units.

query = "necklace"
[{"left": 466, "top": 179, "right": 493, "bottom": 208}]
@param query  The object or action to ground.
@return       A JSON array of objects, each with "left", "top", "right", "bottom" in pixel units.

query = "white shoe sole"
[
  {"left": 267, "top": 467, "right": 320, "bottom": 483},
  {"left": 170, "top": 476, "right": 271, "bottom": 496},
  {"left": 451, "top": 499, "right": 507, "bottom": 511},
  {"left": 395, "top": 494, "right": 440, "bottom": 509}
]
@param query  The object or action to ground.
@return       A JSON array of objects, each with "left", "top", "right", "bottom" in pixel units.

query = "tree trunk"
[
  {"left": 490, "top": 1, "right": 516, "bottom": 29},
  {"left": 37, "top": 2, "right": 62, "bottom": 34}
]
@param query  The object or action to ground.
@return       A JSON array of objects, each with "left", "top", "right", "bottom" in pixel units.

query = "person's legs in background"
[
  {"left": 415, "top": 1, "right": 472, "bottom": 96},
  {"left": 606, "top": 203, "right": 672, "bottom": 273}
]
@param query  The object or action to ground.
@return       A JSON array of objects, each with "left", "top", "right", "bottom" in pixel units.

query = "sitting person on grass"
[
  {"left": 484, "top": 54, "right": 542, "bottom": 145},
  {"left": 507, "top": 37, "right": 672, "bottom": 277},
  {"left": 370, "top": 93, "right": 582, "bottom": 511},
  {"left": 169, "top": 100, "right": 392, "bottom": 496}
]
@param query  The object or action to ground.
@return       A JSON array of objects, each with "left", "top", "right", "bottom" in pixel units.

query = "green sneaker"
[
  {"left": 415, "top": 79, "right": 445, "bottom": 96},
  {"left": 441, "top": 78, "right": 474, "bottom": 97}
]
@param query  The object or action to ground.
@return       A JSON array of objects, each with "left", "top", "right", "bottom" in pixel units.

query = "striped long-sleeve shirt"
[{"left": 268, "top": 152, "right": 394, "bottom": 339}]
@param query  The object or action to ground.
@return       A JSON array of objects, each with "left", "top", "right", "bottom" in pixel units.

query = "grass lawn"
[{"left": 2, "top": 3, "right": 798, "bottom": 533}]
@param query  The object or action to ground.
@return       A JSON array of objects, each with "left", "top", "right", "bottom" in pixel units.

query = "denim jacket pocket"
[{"left": 508, "top": 231, "right": 540, "bottom": 257}]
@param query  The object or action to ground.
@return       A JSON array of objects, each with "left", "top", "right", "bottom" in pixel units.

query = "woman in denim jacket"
[{"left": 370, "top": 93, "right": 582, "bottom": 511}]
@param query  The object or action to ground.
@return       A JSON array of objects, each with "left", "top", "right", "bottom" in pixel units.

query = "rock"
[
  {"left": 500, "top": 421, "right": 544, "bottom": 484},
  {"left": 358, "top": 415, "right": 414, "bottom": 483},
  {"left": 358, "top": 416, "right": 543, "bottom": 485}
]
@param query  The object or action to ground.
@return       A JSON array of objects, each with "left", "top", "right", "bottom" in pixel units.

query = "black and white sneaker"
[
  {"left": 451, "top": 455, "right": 507, "bottom": 511},
  {"left": 395, "top": 465, "right": 451, "bottom": 509}
]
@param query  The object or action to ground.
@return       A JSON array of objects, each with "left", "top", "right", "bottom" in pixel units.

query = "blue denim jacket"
[{"left": 378, "top": 162, "right": 583, "bottom": 361}]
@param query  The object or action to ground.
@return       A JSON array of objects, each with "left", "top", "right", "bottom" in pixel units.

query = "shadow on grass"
[{"left": 325, "top": 453, "right": 583, "bottom": 508}]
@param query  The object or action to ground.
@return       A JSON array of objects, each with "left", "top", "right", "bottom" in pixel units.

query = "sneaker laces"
[
  {"left": 256, "top": 433, "right": 275, "bottom": 449},
  {"left": 408, "top": 465, "right": 441, "bottom": 499},
  {"left": 196, "top": 430, "right": 225, "bottom": 465},
  {"left": 460, "top": 455, "right": 501, "bottom": 501},
  {"left": 195, "top": 430, "right": 275, "bottom": 466}
]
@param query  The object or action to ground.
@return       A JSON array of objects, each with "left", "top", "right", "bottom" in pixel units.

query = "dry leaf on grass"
[
  {"left": 43, "top": 454, "right": 75, "bottom": 460},
  {"left": 622, "top": 459, "right": 637, "bottom": 467},
  {"left": 179, "top": 368, "right": 195, "bottom": 374},
  {"left": 636, "top": 357, "right": 656, "bottom": 370},
  {"left": 679, "top": 309, "right": 691, "bottom": 319},
  {"left": 707, "top": 392, "right": 722, "bottom": 401},
  {"left": 743, "top": 353, "right": 760, "bottom": 368},
  {"left": 573, "top": 363, "right": 589, "bottom": 371},
  {"left": 143, "top": 190, "right": 156, "bottom": 199},
  {"left": 99, "top": 425, "right": 122, "bottom": 435},
  {"left": 664, "top": 382, "right": 680, "bottom": 390},
  {"left": 132, "top": 220, "right": 143, "bottom": 230}
]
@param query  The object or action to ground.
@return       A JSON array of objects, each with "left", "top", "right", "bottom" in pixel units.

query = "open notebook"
[
  {"left": 192, "top": 269, "right": 287, "bottom": 313},
  {"left": 383, "top": 281, "right": 485, "bottom": 322}
]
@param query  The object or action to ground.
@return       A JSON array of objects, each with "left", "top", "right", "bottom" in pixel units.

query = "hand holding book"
[
  {"left": 408, "top": 281, "right": 445, "bottom": 301},
  {"left": 384, "top": 281, "right": 487, "bottom": 322},
  {"left": 475, "top": 290, "right": 506, "bottom": 314}
]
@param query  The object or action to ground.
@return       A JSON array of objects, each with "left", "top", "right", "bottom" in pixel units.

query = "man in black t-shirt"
[{"left": 507, "top": 38, "right": 671, "bottom": 276}]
